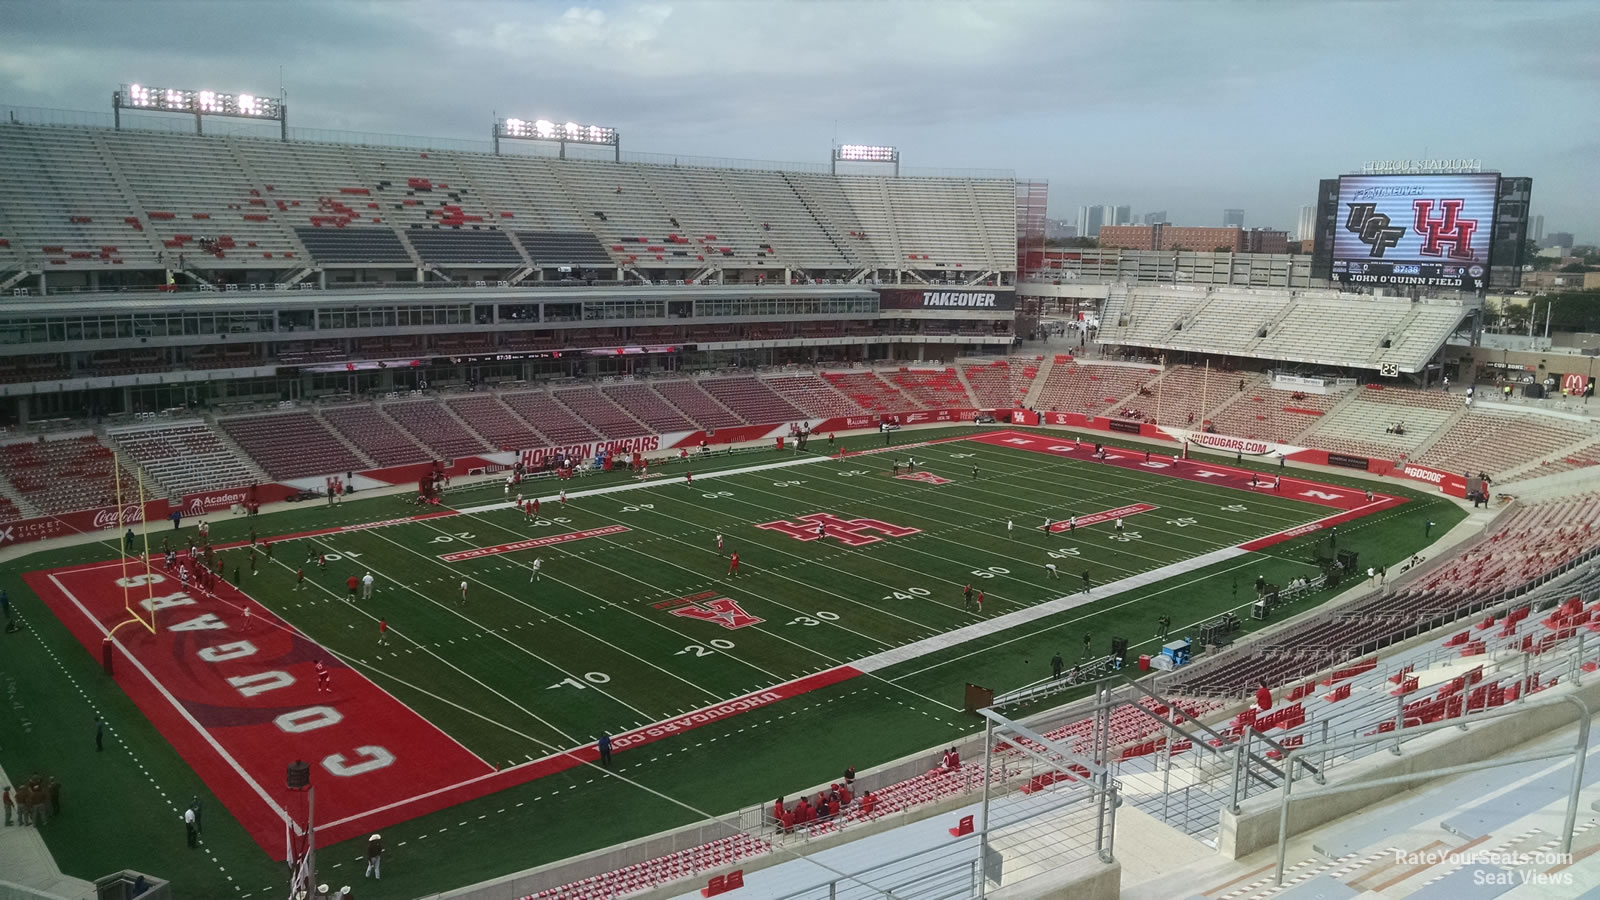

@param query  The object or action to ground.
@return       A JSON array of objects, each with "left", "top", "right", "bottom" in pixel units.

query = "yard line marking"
[
  {"left": 365, "top": 522, "right": 730, "bottom": 705},
  {"left": 259, "top": 556, "right": 573, "bottom": 750}
]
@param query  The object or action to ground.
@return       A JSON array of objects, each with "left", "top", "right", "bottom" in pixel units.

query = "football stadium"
[{"left": 2, "top": 8, "right": 1600, "bottom": 900}]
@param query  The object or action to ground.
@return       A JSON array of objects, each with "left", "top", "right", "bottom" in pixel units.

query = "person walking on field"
[
  {"left": 459, "top": 580, "right": 469, "bottom": 606},
  {"left": 728, "top": 551, "right": 740, "bottom": 576},
  {"left": 365, "top": 834, "right": 382, "bottom": 879},
  {"left": 361, "top": 572, "right": 374, "bottom": 600},
  {"left": 377, "top": 618, "right": 389, "bottom": 646}
]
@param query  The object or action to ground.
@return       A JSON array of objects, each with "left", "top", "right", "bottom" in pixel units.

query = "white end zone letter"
[{"left": 323, "top": 745, "right": 396, "bottom": 777}]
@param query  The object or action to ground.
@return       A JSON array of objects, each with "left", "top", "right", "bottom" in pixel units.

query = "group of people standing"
[{"left": 2, "top": 774, "right": 60, "bottom": 828}]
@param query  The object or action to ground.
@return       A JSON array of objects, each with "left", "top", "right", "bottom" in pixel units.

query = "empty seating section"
[
  {"left": 0, "top": 496, "right": 21, "bottom": 524},
  {"left": 108, "top": 422, "right": 256, "bottom": 497},
  {"left": 529, "top": 835, "right": 770, "bottom": 900},
  {"left": 553, "top": 388, "right": 648, "bottom": 439},
  {"left": 1, "top": 124, "right": 1015, "bottom": 275},
  {"left": 0, "top": 436, "right": 148, "bottom": 514},
  {"left": 654, "top": 381, "right": 741, "bottom": 430},
  {"left": 1376, "top": 493, "right": 1600, "bottom": 610},
  {"left": 405, "top": 229, "right": 522, "bottom": 266},
  {"left": 221, "top": 413, "right": 365, "bottom": 480},
  {"left": 638, "top": 165, "right": 770, "bottom": 268},
  {"left": 516, "top": 232, "right": 613, "bottom": 268},
  {"left": 98, "top": 130, "right": 303, "bottom": 266},
  {"left": 453, "top": 154, "right": 587, "bottom": 233},
  {"left": 1303, "top": 387, "right": 1459, "bottom": 462},
  {"left": 320, "top": 405, "right": 425, "bottom": 467},
  {"left": 0, "top": 127, "right": 157, "bottom": 270},
  {"left": 1142, "top": 367, "right": 1263, "bottom": 429},
  {"left": 961, "top": 360, "right": 1034, "bottom": 409},
  {"left": 1416, "top": 413, "right": 1594, "bottom": 479},
  {"left": 502, "top": 392, "right": 599, "bottom": 444},
  {"left": 1096, "top": 285, "right": 1216, "bottom": 348},
  {"left": 1204, "top": 388, "right": 1343, "bottom": 443},
  {"left": 700, "top": 377, "right": 803, "bottom": 423},
  {"left": 445, "top": 396, "right": 544, "bottom": 451},
  {"left": 601, "top": 383, "right": 696, "bottom": 433},
  {"left": 382, "top": 401, "right": 490, "bottom": 459},
  {"left": 1380, "top": 306, "right": 1467, "bottom": 366},
  {"left": 1507, "top": 438, "right": 1600, "bottom": 484},
  {"left": 717, "top": 170, "right": 852, "bottom": 269},
  {"left": 1268, "top": 298, "right": 1411, "bottom": 366},
  {"left": 884, "top": 178, "right": 1010, "bottom": 270},
  {"left": 822, "top": 372, "right": 915, "bottom": 411},
  {"left": 293, "top": 227, "right": 410, "bottom": 265},
  {"left": 888, "top": 368, "right": 972, "bottom": 408},
  {"left": 761, "top": 374, "right": 862, "bottom": 418},
  {"left": 1099, "top": 286, "right": 1469, "bottom": 373},
  {"left": 1034, "top": 363, "right": 1159, "bottom": 416},
  {"left": 1172, "top": 493, "right": 1600, "bottom": 699}
]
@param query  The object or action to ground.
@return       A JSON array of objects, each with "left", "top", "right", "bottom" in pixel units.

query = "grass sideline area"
[{"left": 0, "top": 424, "right": 1466, "bottom": 898}]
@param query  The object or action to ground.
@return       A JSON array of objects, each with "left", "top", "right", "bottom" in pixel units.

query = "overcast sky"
[{"left": 2, "top": 0, "right": 1596, "bottom": 241}]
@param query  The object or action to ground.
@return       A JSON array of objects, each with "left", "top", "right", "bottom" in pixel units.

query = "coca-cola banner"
[{"left": 0, "top": 498, "right": 171, "bottom": 548}]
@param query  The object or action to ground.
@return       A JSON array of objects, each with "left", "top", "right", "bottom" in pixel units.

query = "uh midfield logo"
[{"left": 1344, "top": 199, "right": 1478, "bottom": 259}]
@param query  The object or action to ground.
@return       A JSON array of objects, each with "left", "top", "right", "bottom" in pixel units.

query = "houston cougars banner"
[
  {"left": 0, "top": 497, "right": 170, "bottom": 548},
  {"left": 1176, "top": 430, "right": 1302, "bottom": 458},
  {"left": 522, "top": 434, "right": 666, "bottom": 468}
]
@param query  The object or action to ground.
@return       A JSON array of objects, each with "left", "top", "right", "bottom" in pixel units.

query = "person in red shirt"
[
  {"left": 778, "top": 809, "right": 794, "bottom": 833},
  {"left": 315, "top": 659, "right": 331, "bottom": 693},
  {"left": 346, "top": 574, "right": 359, "bottom": 599},
  {"left": 772, "top": 797, "right": 785, "bottom": 823},
  {"left": 524, "top": 499, "right": 533, "bottom": 519},
  {"left": 795, "top": 798, "right": 811, "bottom": 823},
  {"left": 860, "top": 792, "right": 876, "bottom": 815},
  {"left": 728, "top": 551, "right": 740, "bottom": 576},
  {"left": 378, "top": 618, "right": 389, "bottom": 646},
  {"left": 685, "top": 471, "right": 693, "bottom": 488},
  {"left": 296, "top": 567, "right": 305, "bottom": 591},
  {"left": 838, "top": 784, "right": 852, "bottom": 805},
  {"left": 976, "top": 590, "right": 985, "bottom": 612},
  {"left": 1256, "top": 682, "right": 1273, "bottom": 712},
  {"left": 532, "top": 497, "right": 541, "bottom": 517}
]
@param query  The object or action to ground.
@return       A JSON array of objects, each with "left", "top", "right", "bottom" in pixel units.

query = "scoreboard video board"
[{"left": 1331, "top": 173, "right": 1500, "bottom": 290}]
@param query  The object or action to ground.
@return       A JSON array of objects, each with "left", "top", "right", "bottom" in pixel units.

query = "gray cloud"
[{"left": 0, "top": 0, "right": 1594, "bottom": 240}]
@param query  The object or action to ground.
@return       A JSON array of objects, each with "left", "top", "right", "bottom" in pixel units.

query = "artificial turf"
[{"left": 0, "top": 425, "right": 1464, "bottom": 897}]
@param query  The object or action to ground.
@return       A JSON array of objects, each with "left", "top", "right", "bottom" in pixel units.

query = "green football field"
[{"left": 0, "top": 426, "right": 1465, "bottom": 898}]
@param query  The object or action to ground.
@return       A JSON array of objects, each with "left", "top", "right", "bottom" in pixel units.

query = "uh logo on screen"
[{"left": 1345, "top": 200, "right": 1478, "bottom": 259}]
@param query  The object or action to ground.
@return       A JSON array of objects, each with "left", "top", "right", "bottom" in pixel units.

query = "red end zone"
[
  {"left": 24, "top": 559, "right": 861, "bottom": 852},
  {"left": 972, "top": 431, "right": 1406, "bottom": 544}
]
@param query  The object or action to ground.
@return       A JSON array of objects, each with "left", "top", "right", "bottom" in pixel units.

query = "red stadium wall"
[{"left": 0, "top": 498, "right": 171, "bottom": 548}]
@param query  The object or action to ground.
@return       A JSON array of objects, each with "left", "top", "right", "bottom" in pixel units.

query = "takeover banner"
[{"left": 0, "top": 498, "right": 170, "bottom": 548}]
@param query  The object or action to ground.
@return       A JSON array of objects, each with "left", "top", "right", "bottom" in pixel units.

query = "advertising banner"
[
  {"left": 876, "top": 288, "right": 1016, "bottom": 312},
  {"left": 0, "top": 498, "right": 171, "bottom": 548}
]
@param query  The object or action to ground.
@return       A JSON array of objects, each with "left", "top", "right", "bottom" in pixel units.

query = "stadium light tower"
[
  {"left": 832, "top": 144, "right": 899, "bottom": 176},
  {"left": 114, "top": 83, "right": 287, "bottom": 140},
  {"left": 494, "top": 117, "right": 619, "bottom": 160}
]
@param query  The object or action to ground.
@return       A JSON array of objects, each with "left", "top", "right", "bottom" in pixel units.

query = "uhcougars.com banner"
[{"left": 877, "top": 288, "right": 1015, "bottom": 312}]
